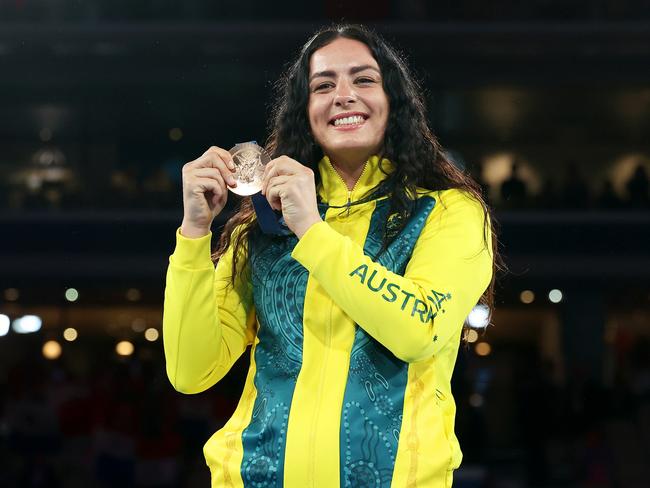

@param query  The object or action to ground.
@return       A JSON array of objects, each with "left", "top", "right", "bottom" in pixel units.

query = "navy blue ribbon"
[
  {"left": 245, "top": 140, "right": 292, "bottom": 236},
  {"left": 251, "top": 192, "right": 292, "bottom": 236}
]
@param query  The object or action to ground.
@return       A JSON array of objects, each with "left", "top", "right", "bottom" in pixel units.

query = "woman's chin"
[{"left": 324, "top": 141, "right": 379, "bottom": 156}]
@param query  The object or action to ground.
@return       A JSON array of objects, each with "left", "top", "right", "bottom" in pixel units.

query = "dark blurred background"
[{"left": 1, "top": 1, "right": 649, "bottom": 487}]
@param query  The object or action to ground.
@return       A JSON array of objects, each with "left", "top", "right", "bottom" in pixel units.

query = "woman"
[{"left": 163, "top": 23, "right": 497, "bottom": 488}]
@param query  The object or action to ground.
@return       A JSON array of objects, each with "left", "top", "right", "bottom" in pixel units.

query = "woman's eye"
[
  {"left": 356, "top": 77, "right": 374, "bottom": 84},
  {"left": 314, "top": 83, "right": 333, "bottom": 91}
]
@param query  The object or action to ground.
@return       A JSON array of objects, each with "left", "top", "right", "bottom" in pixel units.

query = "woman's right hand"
[{"left": 180, "top": 146, "right": 238, "bottom": 238}]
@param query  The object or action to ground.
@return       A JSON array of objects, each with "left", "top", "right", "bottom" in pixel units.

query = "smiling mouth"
[{"left": 330, "top": 115, "right": 367, "bottom": 128}]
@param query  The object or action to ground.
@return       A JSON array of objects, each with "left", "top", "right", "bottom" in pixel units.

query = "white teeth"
[{"left": 333, "top": 115, "right": 365, "bottom": 126}]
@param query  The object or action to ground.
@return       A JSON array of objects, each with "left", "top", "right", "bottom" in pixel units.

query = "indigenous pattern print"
[
  {"left": 241, "top": 234, "right": 308, "bottom": 486},
  {"left": 340, "top": 196, "right": 436, "bottom": 487}
]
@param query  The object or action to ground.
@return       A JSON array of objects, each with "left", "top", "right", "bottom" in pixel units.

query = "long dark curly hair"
[{"left": 212, "top": 23, "right": 503, "bottom": 336}]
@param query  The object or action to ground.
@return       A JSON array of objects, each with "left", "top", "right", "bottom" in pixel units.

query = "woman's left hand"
[{"left": 261, "top": 155, "right": 323, "bottom": 238}]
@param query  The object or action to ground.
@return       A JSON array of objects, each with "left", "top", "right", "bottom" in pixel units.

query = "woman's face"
[{"left": 307, "top": 37, "right": 389, "bottom": 164}]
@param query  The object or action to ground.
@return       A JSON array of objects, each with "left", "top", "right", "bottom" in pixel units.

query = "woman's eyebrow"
[{"left": 309, "top": 64, "right": 381, "bottom": 82}]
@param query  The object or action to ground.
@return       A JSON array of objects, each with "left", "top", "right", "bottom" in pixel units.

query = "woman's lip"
[{"left": 332, "top": 124, "right": 364, "bottom": 131}]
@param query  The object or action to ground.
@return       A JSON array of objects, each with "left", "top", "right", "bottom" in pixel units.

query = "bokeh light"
[
  {"left": 549, "top": 289, "right": 563, "bottom": 303},
  {"left": 116, "top": 340, "right": 134, "bottom": 356},
  {"left": 4, "top": 288, "right": 20, "bottom": 301},
  {"left": 144, "top": 328, "right": 159, "bottom": 341},
  {"left": 12, "top": 315, "right": 42, "bottom": 334},
  {"left": 467, "top": 304, "right": 490, "bottom": 328},
  {"left": 169, "top": 127, "right": 183, "bottom": 141},
  {"left": 520, "top": 290, "right": 535, "bottom": 304},
  {"left": 475, "top": 342, "right": 492, "bottom": 356},
  {"left": 65, "top": 288, "right": 79, "bottom": 302},
  {"left": 43, "top": 340, "right": 62, "bottom": 359},
  {"left": 126, "top": 288, "right": 141, "bottom": 302},
  {"left": 0, "top": 314, "right": 10, "bottom": 336},
  {"left": 63, "top": 327, "right": 78, "bottom": 341},
  {"left": 465, "top": 329, "right": 479, "bottom": 343}
]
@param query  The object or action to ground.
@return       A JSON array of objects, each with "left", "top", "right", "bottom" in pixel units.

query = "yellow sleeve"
[
  {"left": 163, "top": 226, "right": 256, "bottom": 394},
  {"left": 291, "top": 189, "right": 493, "bottom": 363}
]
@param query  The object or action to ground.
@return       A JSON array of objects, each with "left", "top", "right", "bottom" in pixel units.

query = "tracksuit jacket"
[{"left": 163, "top": 154, "right": 493, "bottom": 487}]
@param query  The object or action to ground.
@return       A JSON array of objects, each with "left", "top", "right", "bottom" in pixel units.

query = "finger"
[
  {"left": 194, "top": 169, "right": 227, "bottom": 194},
  {"left": 202, "top": 146, "right": 236, "bottom": 171},
  {"left": 262, "top": 160, "right": 275, "bottom": 191},
  {"left": 263, "top": 168, "right": 287, "bottom": 196},
  {"left": 193, "top": 166, "right": 237, "bottom": 188},
  {"left": 264, "top": 174, "right": 291, "bottom": 196},
  {"left": 187, "top": 148, "right": 235, "bottom": 172},
  {"left": 185, "top": 154, "right": 236, "bottom": 189},
  {"left": 266, "top": 182, "right": 283, "bottom": 211},
  {"left": 192, "top": 176, "right": 226, "bottom": 200},
  {"left": 185, "top": 153, "right": 220, "bottom": 171},
  {"left": 268, "top": 157, "right": 300, "bottom": 177},
  {"left": 196, "top": 175, "right": 227, "bottom": 210},
  {"left": 263, "top": 158, "right": 299, "bottom": 193},
  {"left": 266, "top": 178, "right": 291, "bottom": 211}
]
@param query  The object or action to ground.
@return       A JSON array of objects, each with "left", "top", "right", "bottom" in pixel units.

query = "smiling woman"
[{"left": 163, "top": 23, "right": 499, "bottom": 488}]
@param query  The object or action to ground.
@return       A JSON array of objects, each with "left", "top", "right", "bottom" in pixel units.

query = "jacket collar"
[{"left": 317, "top": 154, "right": 395, "bottom": 206}]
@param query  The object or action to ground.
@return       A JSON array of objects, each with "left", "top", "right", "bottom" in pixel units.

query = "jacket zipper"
[{"left": 328, "top": 159, "right": 370, "bottom": 217}]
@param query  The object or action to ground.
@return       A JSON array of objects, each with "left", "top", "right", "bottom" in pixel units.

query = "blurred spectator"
[{"left": 500, "top": 159, "right": 528, "bottom": 208}]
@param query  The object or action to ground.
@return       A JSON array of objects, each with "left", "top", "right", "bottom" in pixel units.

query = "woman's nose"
[
  {"left": 334, "top": 81, "right": 356, "bottom": 105},
  {"left": 335, "top": 94, "right": 356, "bottom": 106}
]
